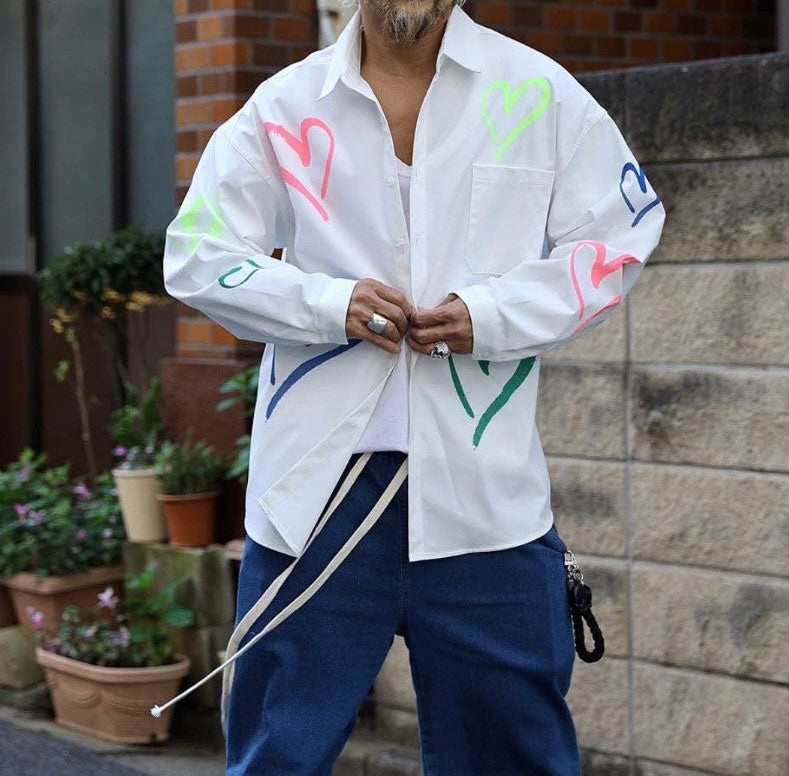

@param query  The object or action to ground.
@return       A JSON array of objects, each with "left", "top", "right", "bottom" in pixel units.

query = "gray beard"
[{"left": 375, "top": 0, "right": 450, "bottom": 44}]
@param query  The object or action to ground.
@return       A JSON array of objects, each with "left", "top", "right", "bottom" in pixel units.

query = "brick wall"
[{"left": 468, "top": 0, "right": 776, "bottom": 71}]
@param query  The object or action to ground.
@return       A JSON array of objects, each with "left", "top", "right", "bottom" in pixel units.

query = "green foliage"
[
  {"left": 31, "top": 562, "right": 195, "bottom": 668},
  {"left": 225, "top": 434, "right": 251, "bottom": 483},
  {"left": 153, "top": 429, "right": 227, "bottom": 496},
  {"left": 0, "top": 449, "right": 125, "bottom": 577},
  {"left": 216, "top": 364, "right": 258, "bottom": 418},
  {"left": 110, "top": 376, "right": 166, "bottom": 469},
  {"left": 36, "top": 225, "right": 168, "bottom": 322},
  {"left": 216, "top": 363, "right": 259, "bottom": 485}
]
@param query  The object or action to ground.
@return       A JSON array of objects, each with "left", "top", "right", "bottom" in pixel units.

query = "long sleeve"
[
  {"left": 450, "top": 102, "right": 665, "bottom": 362},
  {"left": 163, "top": 120, "right": 358, "bottom": 347}
]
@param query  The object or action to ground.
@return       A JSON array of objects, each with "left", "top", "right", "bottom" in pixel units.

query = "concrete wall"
[{"left": 374, "top": 53, "right": 789, "bottom": 776}]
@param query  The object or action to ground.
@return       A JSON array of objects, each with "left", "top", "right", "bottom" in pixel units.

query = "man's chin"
[{"left": 386, "top": 6, "right": 448, "bottom": 43}]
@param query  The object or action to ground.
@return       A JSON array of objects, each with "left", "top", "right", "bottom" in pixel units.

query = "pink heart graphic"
[
  {"left": 569, "top": 240, "right": 639, "bottom": 334},
  {"left": 264, "top": 118, "right": 335, "bottom": 222}
]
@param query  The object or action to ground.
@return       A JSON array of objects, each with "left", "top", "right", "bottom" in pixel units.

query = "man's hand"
[
  {"left": 345, "top": 278, "right": 413, "bottom": 354},
  {"left": 406, "top": 293, "right": 473, "bottom": 355}
]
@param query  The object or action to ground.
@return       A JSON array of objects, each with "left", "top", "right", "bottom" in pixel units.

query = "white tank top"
[{"left": 354, "top": 156, "right": 412, "bottom": 453}]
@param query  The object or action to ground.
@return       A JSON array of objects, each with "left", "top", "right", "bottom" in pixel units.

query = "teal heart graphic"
[
  {"left": 448, "top": 355, "right": 536, "bottom": 448},
  {"left": 218, "top": 258, "right": 265, "bottom": 288},
  {"left": 481, "top": 77, "right": 552, "bottom": 161}
]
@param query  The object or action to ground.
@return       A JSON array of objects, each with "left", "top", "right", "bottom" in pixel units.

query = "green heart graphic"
[
  {"left": 174, "top": 194, "right": 224, "bottom": 254},
  {"left": 448, "top": 355, "right": 536, "bottom": 448},
  {"left": 481, "top": 77, "right": 552, "bottom": 161}
]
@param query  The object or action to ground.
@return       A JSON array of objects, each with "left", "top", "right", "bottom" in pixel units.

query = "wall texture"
[
  {"left": 466, "top": 0, "right": 776, "bottom": 72},
  {"left": 372, "top": 52, "right": 789, "bottom": 776}
]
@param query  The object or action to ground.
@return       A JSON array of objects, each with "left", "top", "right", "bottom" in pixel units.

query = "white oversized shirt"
[{"left": 162, "top": 5, "right": 665, "bottom": 561}]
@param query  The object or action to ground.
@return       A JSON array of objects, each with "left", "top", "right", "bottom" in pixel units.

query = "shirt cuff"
[
  {"left": 314, "top": 277, "right": 358, "bottom": 344},
  {"left": 449, "top": 282, "right": 500, "bottom": 360}
]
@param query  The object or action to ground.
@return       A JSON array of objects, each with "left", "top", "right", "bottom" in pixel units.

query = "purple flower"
[
  {"left": 113, "top": 445, "right": 128, "bottom": 457},
  {"left": 27, "top": 509, "right": 45, "bottom": 526},
  {"left": 97, "top": 586, "right": 116, "bottom": 609},
  {"left": 108, "top": 628, "right": 130, "bottom": 648},
  {"left": 75, "top": 529, "right": 87, "bottom": 541},
  {"left": 73, "top": 481, "right": 91, "bottom": 499},
  {"left": 25, "top": 606, "right": 44, "bottom": 630},
  {"left": 15, "top": 464, "right": 31, "bottom": 483},
  {"left": 102, "top": 528, "right": 113, "bottom": 540},
  {"left": 13, "top": 502, "right": 29, "bottom": 517}
]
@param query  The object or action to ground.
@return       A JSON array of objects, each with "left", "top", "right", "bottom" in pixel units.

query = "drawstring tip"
[{"left": 150, "top": 705, "right": 163, "bottom": 718}]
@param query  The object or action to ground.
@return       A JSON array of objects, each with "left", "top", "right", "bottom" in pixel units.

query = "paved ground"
[
  {"left": 0, "top": 717, "right": 145, "bottom": 775},
  {"left": 0, "top": 704, "right": 423, "bottom": 775},
  {"left": 0, "top": 707, "right": 225, "bottom": 776}
]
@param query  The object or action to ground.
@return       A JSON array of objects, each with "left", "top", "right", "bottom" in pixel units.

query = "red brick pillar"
[{"left": 172, "top": 0, "right": 318, "bottom": 360}]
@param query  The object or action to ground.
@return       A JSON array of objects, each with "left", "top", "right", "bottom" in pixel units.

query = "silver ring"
[
  {"left": 430, "top": 340, "right": 451, "bottom": 359},
  {"left": 366, "top": 312, "right": 389, "bottom": 335}
]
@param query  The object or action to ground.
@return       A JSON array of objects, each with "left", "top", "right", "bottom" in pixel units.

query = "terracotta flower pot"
[
  {"left": 2, "top": 565, "right": 126, "bottom": 633},
  {"left": 112, "top": 466, "right": 168, "bottom": 543},
  {"left": 157, "top": 490, "right": 219, "bottom": 548},
  {"left": 36, "top": 646, "right": 190, "bottom": 744}
]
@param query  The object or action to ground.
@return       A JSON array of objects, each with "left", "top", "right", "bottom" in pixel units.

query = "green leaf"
[{"left": 163, "top": 607, "right": 195, "bottom": 628}]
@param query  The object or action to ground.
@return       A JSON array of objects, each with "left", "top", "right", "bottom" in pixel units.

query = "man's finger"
[
  {"left": 410, "top": 305, "right": 455, "bottom": 328},
  {"left": 376, "top": 284, "right": 413, "bottom": 318},
  {"left": 408, "top": 325, "right": 453, "bottom": 345}
]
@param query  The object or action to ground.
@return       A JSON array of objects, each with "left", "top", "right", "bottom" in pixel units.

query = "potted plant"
[
  {"left": 32, "top": 562, "right": 193, "bottom": 744},
  {"left": 153, "top": 429, "right": 227, "bottom": 548},
  {"left": 111, "top": 377, "right": 169, "bottom": 543},
  {"left": 37, "top": 226, "right": 170, "bottom": 482},
  {"left": 0, "top": 448, "right": 126, "bottom": 633}
]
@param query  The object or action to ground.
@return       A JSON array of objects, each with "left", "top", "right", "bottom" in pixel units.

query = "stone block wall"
[{"left": 373, "top": 53, "right": 789, "bottom": 776}]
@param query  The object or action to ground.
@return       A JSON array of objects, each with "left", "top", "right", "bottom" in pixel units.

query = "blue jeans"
[{"left": 225, "top": 450, "right": 581, "bottom": 775}]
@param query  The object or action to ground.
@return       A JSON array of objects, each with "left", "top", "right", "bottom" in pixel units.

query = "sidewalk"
[
  {"left": 0, "top": 706, "right": 225, "bottom": 776},
  {"left": 0, "top": 705, "right": 423, "bottom": 775}
]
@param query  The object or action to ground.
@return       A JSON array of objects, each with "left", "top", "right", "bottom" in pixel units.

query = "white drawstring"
[{"left": 150, "top": 451, "right": 408, "bottom": 737}]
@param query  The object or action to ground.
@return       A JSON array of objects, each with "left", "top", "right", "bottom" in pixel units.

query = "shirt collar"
[{"left": 317, "top": 4, "right": 482, "bottom": 101}]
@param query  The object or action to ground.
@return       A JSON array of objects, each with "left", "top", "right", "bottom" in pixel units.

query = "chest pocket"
[{"left": 466, "top": 163, "right": 555, "bottom": 276}]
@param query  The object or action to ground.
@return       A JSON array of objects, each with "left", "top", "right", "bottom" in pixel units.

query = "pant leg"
[
  {"left": 225, "top": 451, "right": 407, "bottom": 776},
  {"left": 405, "top": 521, "right": 581, "bottom": 776}
]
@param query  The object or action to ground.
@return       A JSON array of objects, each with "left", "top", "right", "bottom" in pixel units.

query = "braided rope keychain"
[{"left": 563, "top": 550, "right": 605, "bottom": 663}]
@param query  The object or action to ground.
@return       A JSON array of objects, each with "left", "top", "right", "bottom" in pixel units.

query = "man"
[{"left": 161, "top": 0, "right": 664, "bottom": 772}]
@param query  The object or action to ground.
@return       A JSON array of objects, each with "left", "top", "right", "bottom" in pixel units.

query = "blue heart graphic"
[
  {"left": 619, "top": 163, "right": 661, "bottom": 227},
  {"left": 265, "top": 340, "right": 362, "bottom": 419}
]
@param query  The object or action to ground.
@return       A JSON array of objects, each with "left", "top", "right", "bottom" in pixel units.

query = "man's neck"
[{"left": 359, "top": 4, "right": 452, "bottom": 79}]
